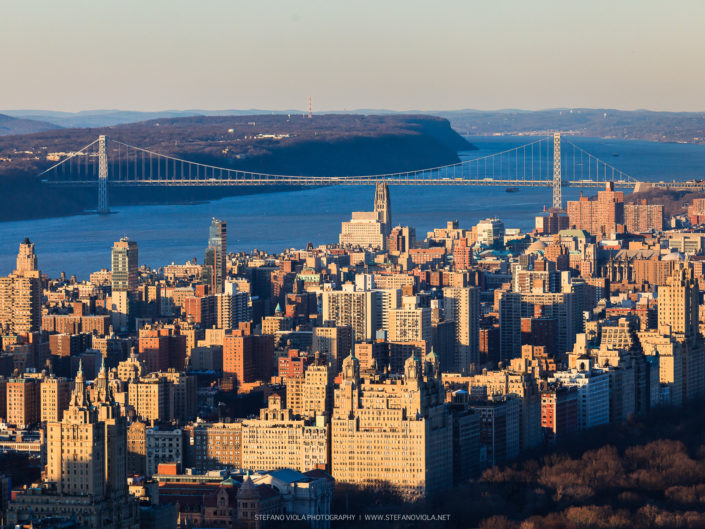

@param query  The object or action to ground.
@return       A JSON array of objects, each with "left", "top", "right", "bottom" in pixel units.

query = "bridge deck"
[{"left": 45, "top": 178, "right": 639, "bottom": 188}]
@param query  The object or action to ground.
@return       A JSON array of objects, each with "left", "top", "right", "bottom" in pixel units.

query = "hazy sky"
[{"left": 2, "top": 0, "right": 704, "bottom": 112}]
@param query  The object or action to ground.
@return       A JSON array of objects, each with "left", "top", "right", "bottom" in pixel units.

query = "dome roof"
[{"left": 525, "top": 240, "right": 547, "bottom": 254}]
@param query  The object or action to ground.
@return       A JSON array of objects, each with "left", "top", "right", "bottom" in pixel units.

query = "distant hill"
[
  {"left": 0, "top": 113, "right": 473, "bottom": 178},
  {"left": 6, "top": 108, "right": 705, "bottom": 144},
  {"left": 0, "top": 113, "right": 61, "bottom": 136},
  {"left": 434, "top": 108, "right": 705, "bottom": 144},
  {"left": 0, "top": 109, "right": 295, "bottom": 128}
]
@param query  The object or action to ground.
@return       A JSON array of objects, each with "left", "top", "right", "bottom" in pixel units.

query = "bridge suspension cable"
[{"left": 40, "top": 134, "right": 642, "bottom": 214}]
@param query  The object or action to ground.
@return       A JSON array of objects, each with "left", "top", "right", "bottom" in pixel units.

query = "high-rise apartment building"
[
  {"left": 6, "top": 377, "right": 41, "bottom": 429},
  {"left": 111, "top": 238, "right": 138, "bottom": 293},
  {"left": 500, "top": 291, "right": 577, "bottom": 362},
  {"left": 474, "top": 218, "right": 505, "bottom": 249},
  {"left": 0, "top": 239, "right": 42, "bottom": 335},
  {"left": 453, "top": 237, "right": 474, "bottom": 270},
  {"left": 204, "top": 218, "right": 227, "bottom": 294},
  {"left": 624, "top": 202, "right": 664, "bottom": 233},
  {"left": 658, "top": 264, "right": 699, "bottom": 345},
  {"left": 375, "top": 287, "right": 402, "bottom": 335},
  {"left": 321, "top": 286, "right": 379, "bottom": 342},
  {"left": 2, "top": 274, "right": 42, "bottom": 335},
  {"left": 442, "top": 287, "right": 480, "bottom": 373},
  {"left": 7, "top": 363, "right": 138, "bottom": 528},
  {"left": 339, "top": 211, "right": 387, "bottom": 250},
  {"left": 127, "top": 421, "right": 147, "bottom": 476},
  {"left": 312, "top": 325, "right": 354, "bottom": 371},
  {"left": 40, "top": 376, "right": 71, "bottom": 423},
  {"left": 138, "top": 326, "right": 187, "bottom": 373},
  {"left": 128, "top": 375, "right": 169, "bottom": 422},
  {"left": 192, "top": 422, "right": 243, "bottom": 471},
  {"left": 541, "top": 386, "right": 579, "bottom": 441},
  {"left": 470, "top": 397, "right": 521, "bottom": 467},
  {"left": 549, "top": 360, "right": 610, "bottom": 431},
  {"left": 111, "top": 238, "right": 138, "bottom": 331},
  {"left": 222, "top": 330, "right": 274, "bottom": 388},
  {"left": 567, "top": 183, "right": 624, "bottom": 236},
  {"left": 216, "top": 289, "right": 249, "bottom": 330},
  {"left": 331, "top": 351, "right": 453, "bottom": 499},
  {"left": 286, "top": 354, "right": 336, "bottom": 419},
  {"left": 388, "top": 297, "right": 431, "bottom": 345},
  {"left": 388, "top": 226, "right": 415, "bottom": 253},
  {"left": 146, "top": 426, "right": 184, "bottom": 477},
  {"left": 16, "top": 237, "right": 38, "bottom": 274}
]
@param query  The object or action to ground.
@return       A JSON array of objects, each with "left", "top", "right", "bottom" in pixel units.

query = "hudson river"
[{"left": 2, "top": 136, "right": 705, "bottom": 279}]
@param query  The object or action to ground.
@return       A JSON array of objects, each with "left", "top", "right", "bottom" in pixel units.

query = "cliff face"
[{"left": 0, "top": 114, "right": 473, "bottom": 221}]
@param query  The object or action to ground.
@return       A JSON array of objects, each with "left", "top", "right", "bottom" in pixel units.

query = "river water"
[{"left": 2, "top": 136, "right": 705, "bottom": 279}]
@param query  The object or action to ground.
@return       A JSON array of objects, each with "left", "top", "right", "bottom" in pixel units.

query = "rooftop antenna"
[{"left": 307, "top": 96, "right": 313, "bottom": 119}]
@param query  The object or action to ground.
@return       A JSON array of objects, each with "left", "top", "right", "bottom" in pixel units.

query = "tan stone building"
[
  {"left": 0, "top": 240, "right": 42, "bottom": 335},
  {"left": 192, "top": 421, "right": 243, "bottom": 471},
  {"left": 128, "top": 375, "right": 169, "bottom": 423},
  {"left": 7, "top": 362, "right": 138, "bottom": 528},
  {"left": 117, "top": 347, "right": 145, "bottom": 382},
  {"left": 388, "top": 298, "right": 431, "bottom": 345},
  {"left": 241, "top": 395, "right": 328, "bottom": 472},
  {"left": 6, "top": 377, "right": 41, "bottom": 429},
  {"left": 312, "top": 324, "right": 353, "bottom": 371},
  {"left": 339, "top": 211, "right": 387, "bottom": 250},
  {"left": 40, "top": 376, "right": 71, "bottom": 423},
  {"left": 127, "top": 420, "right": 147, "bottom": 476},
  {"left": 331, "top": 351, "right": 453, "bottom": 499},
  {"left": 286, "top": 355, "right": 335, "bottom": 419}
]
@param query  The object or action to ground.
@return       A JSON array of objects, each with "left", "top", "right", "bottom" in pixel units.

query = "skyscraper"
[
  {"left": 16, "top": 237, "right": 38, "bottom": 274},
  {"left": 658, "top": 264, "right": 698, "bottom": 345},
  {"left": 374, "top": 182, "right": 392, "bottom": 236},
  {"left": 111, "top": 238, "right": 138, "bottom": 332},
  {"left": 111, "top": 238, "right": 138, "bottom": 293},
  {"left": 7, "top": 362, "right": 138, "bottom": 528},
  {"left": 443, "top": 286, "right": 480, "bottom": 373},
  {"left": 205, "top": 218, "right": 227, "bottom": 293},
  {"left": 0, "top": 239, "right": 42, "bottom": 334},
  {"left": 331, "top": 351, "right": 453, "bottom": 498},
  {"left": 339, "top": 185, "right": 392, "bottom": 250}
]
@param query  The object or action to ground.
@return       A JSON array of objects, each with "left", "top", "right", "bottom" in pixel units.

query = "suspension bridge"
[{"left": 39, "top": 133, "right": 659, "bottom": 215}]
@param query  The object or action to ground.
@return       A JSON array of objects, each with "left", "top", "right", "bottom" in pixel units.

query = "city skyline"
[
  {"left": 2, "top": 173, "right": 705, "bottom": 526},
  {"left": 3, "top": 2, "right": 705, "bottom": 526},
  {"left": 2, "top": 1, "right": 705, "bottom": 112}
]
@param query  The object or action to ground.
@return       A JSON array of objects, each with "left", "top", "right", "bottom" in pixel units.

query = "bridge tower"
[
  {"left": 552, "top": 132, "right": 562, "bottom": 209},
  {"left": 97, "top": 135, "right": 110, "bottom": 214}
]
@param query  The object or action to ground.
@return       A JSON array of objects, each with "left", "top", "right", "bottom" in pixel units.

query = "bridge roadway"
[{"left": 45, "top": 177, "right": 641, "bottom": 188}]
